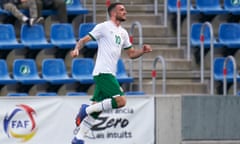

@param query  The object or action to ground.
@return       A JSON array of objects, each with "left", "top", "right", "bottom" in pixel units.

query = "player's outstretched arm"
[
  {"left": 126, "top": 44, "right": 152, "bottom": 59},
  {"left": 71, "top": 35, "right": 92, "bottom": 57}
]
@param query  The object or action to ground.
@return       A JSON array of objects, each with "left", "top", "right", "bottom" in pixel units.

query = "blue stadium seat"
[
  {"left": 214, "top": 57, "right": 240, "bottom": 82},
  {"left": 66, "top": 92, "right": 87, "bottom": 96},
  {"left": 21, "top": 24, "right": 54, "bottom": 49},
  {"left": 167, "top": 0, "right": 199, "bottom": 14},
  {"left": 66, "top": 0, "right": 88, "bottom": 15},
  {"left": 0, "top": 59, "right": 17, "bottom": 84},
  {"left": 36, "top": 92, "right": 57, "bottom": 96},
  {"left": 0, "top": 7, "right": 10, "bottom": 15},
  {"left": 191, "top": 23, "right": 222, "bottom": 48},
  {"left": 224, "top": 0, "right": 240, "bottom": 14},
  {"left": 71, "top": 58, "right": 94, "bottom": 84},
  {"left": 116, "top": 59, "right": 133, "bottom": 83},
  {"left": 125, "top": 91, "right": 145, "bottom": 96},
  {"left": 79, "top": 23, "right": 98, "bottom": 49},
  {"left": 195, "top": 0, "right": 227, "bottom": 14},
  {"left": 13, "top": 59, "right": 46, "bottom": 84},
  {"left": 218, "top": 23, "right": 240, "bottom": 48},
  {"left": 42, "top": 58, "right": 76, "bottom": 84},
  {"left": 7, "top": 93, "right": 28, "bottom": 96},
  {"left": 0, "top": 24, "right": 24, "bottom": 49},
  {"left": 50, "top": 23, "right": 76, "bottom": 49}
]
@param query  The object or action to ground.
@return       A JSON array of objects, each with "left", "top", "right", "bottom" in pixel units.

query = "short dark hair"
[{"left": 107, "top": 2, "right": 124, "bottom": 16}]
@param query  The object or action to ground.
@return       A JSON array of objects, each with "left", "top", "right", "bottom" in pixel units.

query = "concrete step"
[
  {"left": 130, "top": 37, "right": 187, "bottom": 45},
  {"left": 86, "top": 3, "right": 162, "bottom": 14},
  {"left": 123, "top": 58, "right": 192, "bottom": 71},
  {"left": 88, "top": 14, "right": 163, "bottom": 25},
  {"left": 86, "top": 0, "right": 158, "bottom": 5},
  {"left": 124, "top": 24, "right": 173, "bottom": 37},
  {"left": 122, "top": 46, "right": 185, "bottom": 59},
  {"left": 131, "top": 81, "right": 208, "bottom": 94},
  {"left": 130, "top": 70, "right": 210, "bottom": 80}
]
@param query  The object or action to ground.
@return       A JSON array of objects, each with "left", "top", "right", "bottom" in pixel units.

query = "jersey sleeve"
[
  {"left": 122, "top": 30, "right": 132, "bottom": 50},
  {"left": 88, "top": 23, "right": 103, "bottom": 41}
]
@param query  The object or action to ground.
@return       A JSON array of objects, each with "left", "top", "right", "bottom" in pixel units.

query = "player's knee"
[{"left": 116, "top": 96, "right": 126, "bottom": 108}]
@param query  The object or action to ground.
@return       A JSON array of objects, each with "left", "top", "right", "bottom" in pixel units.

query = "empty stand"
[
  {"left": 214, "top": 57, "right": 240, "bottom": 82},
  {"left": 66, "top": 92, "right": 87, "bottom": 96},
  {"left": 0, "top": 59, "right": 17, "bottom": 84},
  {"left": 191, "top": 23, "right": 221, "bottom": 48},
  {"left": 42, "top": 58, "right": 75, "bottom": 84},
  {"left": 218, "top": 23, "right": 240, "bottom": 48},
  {"left": 36, "top": 92, "right": 57, "bottom": 96},
  {"left": 116, "top": 59, "right": 133, "bottom": 83},
  {"left": 195, "top": 0, "right": 227, "bottom": 14},
  {"left": 21, "top": 24, "right": 54, "bottom": 49},
  {"left": 125, "top": 91, "right": 145, "bottom": 96},
  {"left": 224, "top": 0, "right": 240, "bottom": 15},
  {"left": 66, "top": 0, "right": 88, "bottom": 15},
  {"left": 50, "top": 23, "right": 76, "bottom": 49},
  {"left": 0, "top": 24, "right": 24, "bottom": 49},
  {"left": 7, "top": 92, "right": 28, "bottom": 96},
  {"left": 71, "top": 58, "right": 94, "bottom": 84},
  {"left": 0, "top": 8, "right": 9, "bottom": 15},
  {"left": 167, "top": 0, "right": 199, "bottom": 14},
  {"left": 79, "top": 23, "right": 98, "bottom": 49},
  {"left": 13, "top": 59, "right": 46, "bottom": 84}
]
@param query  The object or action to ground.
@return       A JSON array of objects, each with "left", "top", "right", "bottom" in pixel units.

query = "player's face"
[{"left": 115, "top": 5, "right": 127, "bottom": 22}]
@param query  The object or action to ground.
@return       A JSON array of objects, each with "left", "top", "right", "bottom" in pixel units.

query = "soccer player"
[{"left": 70, "top": 2, "right": 152, "bottom": 144}]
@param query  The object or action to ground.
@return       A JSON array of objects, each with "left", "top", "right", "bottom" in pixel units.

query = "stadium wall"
[{"left": 156, "top": 95, "right": 240, "bottom": 144}]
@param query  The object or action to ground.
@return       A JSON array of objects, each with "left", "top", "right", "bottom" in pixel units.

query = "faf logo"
[
  {"left": 3, "top": 104, "right": 37, "bottom": 142},
  {"left": 231, "top": 0, "right": 240, "bottom": 5},
  {"left": 20, "top": 65, "right": 30, "bottom": 75},
  {"left": 65, "top": 0, "right": 73, "bottom": 5}
]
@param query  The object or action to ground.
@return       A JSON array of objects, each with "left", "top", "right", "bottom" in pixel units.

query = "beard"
[{"left": 116, "top": 15, "right": 126, "bottom": 22}]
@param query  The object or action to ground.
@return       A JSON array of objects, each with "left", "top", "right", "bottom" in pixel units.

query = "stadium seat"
[
  {"left": 167, "top": 0, "right": 199, "bottom": 14},
  {"left": 195, "top": 0, "right": 227, "bottom": 14},
  {"left": 66, "top": 0, "right": 88, "bottom": 15},
  {"left": 66, "top": 92, "right": 87, "bottom": 96},
  {"left": 50, "top": 23, "right": 76, "bottom": 49},
  {"left": 79, "top": 23, "right": 98, "bottom": 49},
  {"left": 0, "top": 24, "right": 24, "bottom": 49},
  {"left": 20, "top": 24, "right": 54, "bottom": 49},
  {"left": 218, "top": 23, "right": 240, "bottom": 48},
  {"left": 13, "top": 59, "right": 46, "bottom": 84},
  {"left": 7, "top": 93, "right": 28, "bottom": 96},
  {"left": 0, "top": 59, "right": 17, "bottom": 84},
  {"left": 36, "top": 92, "right": 57, "bottom": 96},
  {"left": 116, "top": 59, "right": 133, "bottom": 83},
  {"left": 42, "top": 58, "right": 76, "bottom": 84},
  {"left": 190, "top": 23, "right": 222, "bottom": 48},
  {"left": 125, "top": 91, "right": 145, "bottom": 96},
  {"left": 71, "top": 58, "right": 94, "bottom": 84},
  {"left": 214, "top": 57, "right": 240, "bottom": 82},
  {"left": 224, "top": 0, "right": 240, "bottom": 15},
  {"left": 0, "top": 8, "right": 9, "bottom": 15}
]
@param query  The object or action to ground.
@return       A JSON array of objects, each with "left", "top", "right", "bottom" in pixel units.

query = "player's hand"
[
  {"left": 143, "top": 44, "right": 152, "bottom": 53},
  {"left": 70, "top": 48, "right": 79, "bottom": 58}
]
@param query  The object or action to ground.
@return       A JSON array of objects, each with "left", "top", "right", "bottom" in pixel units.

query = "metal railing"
[
  {"left": 92, "top": 0, "right": 96, "bottom": 23},
  {"left": 200, "top": 22, "right": 214, "bottom": 95},
  {"left": 177, "top": 0, "right": 181, "bottom": 49},
  {"left": 154, "top": 0, "right": 168, "bottom": 27},
  {"left": 129, "top": 21, "right": 143, "bottom": 92},
  {"left": 152, "top": 56, "right": 166, "bottom": 96},
  {"left": 223, "top": 56, "right": 238, "bottom": 96}
]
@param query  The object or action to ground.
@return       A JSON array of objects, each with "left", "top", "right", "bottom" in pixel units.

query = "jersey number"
[{"left": 115, "top": 35, "right": 121, "bottom": 45}]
